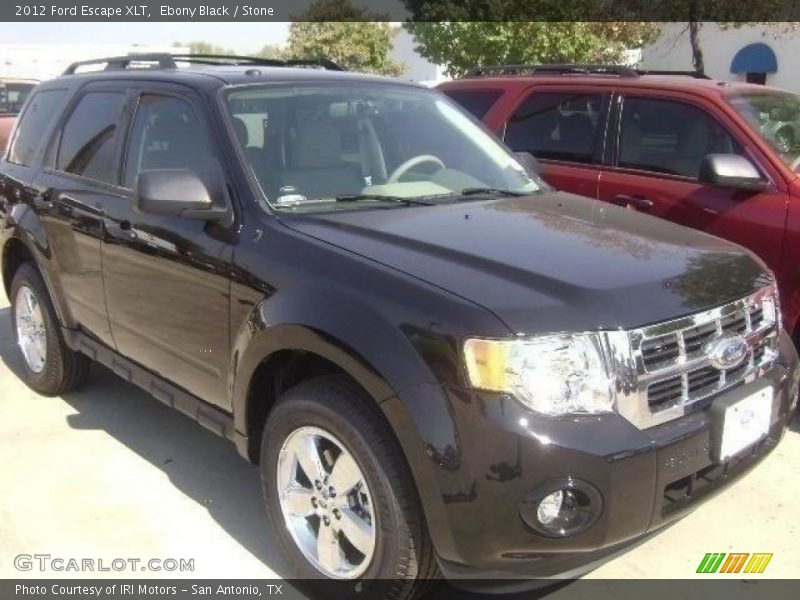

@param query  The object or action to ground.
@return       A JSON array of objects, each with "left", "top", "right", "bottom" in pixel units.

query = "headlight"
[{"left": 463, "top": 334, "right": 614, "bottom": 416}]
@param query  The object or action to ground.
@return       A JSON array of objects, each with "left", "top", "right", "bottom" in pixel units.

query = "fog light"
[
  {"left": 520, "top": 477, "right": 603, "bottom": 538},
  {"left": 536, "top": 490, "right": 564, "bottom": 525}
]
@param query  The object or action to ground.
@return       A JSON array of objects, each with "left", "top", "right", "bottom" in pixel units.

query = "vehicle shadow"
[
  {"left": 0, "top": 305, "right": 290, "bottom": 578},
  {"left": 0, "top": 304, "right": 582, "bottom": 599}
]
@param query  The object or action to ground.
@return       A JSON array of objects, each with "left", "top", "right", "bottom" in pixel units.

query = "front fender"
[
  {"left": 230, "top": 284, "right": 469, "bottom": 562},
  {"left": 2, "top": 204, "right": 74, "bottom": 328},
  {"left": 231, "top": 282, "right": 451, "bottom": 433}
]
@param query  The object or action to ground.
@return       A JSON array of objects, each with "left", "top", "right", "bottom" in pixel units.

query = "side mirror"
[
  {"left": 515, "top": 151, "right": 540, "bottom": 175},
  {"left": 698, "top": 154, "right": 767, "bottom": 192},
  {"left": 135, "top": 169, "right": 227, "bottom": 220}
]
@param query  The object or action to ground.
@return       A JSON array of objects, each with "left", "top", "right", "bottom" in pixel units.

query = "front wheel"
[
  {"left": 9, "top": 262, "right": 90, "bottom": 395},
  {"left": 260, "top": 376, "right": 438, "bottom": 600}
]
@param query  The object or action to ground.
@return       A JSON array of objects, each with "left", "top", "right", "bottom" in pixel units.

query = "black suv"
[{"left": 1, "top": 54, "right": 798, "bottom": 597}]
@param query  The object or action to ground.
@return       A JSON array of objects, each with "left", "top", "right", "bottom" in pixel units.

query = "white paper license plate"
[{"left": 718, "top": 387, "right": 772, "bottom": 461}]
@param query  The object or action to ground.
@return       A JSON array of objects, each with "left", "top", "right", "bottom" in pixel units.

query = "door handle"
[
  {"left": 32, "top": 193, "right": 53, "bottom": 212},
  {"left": 610, "top": 195, "right": 654, "bottom": 212},
  {"left": 56, "top": 194, "right": 104, "bottom": 217},
  {"left": 104, "top": 218, "right": 137, "bottom": 241}
]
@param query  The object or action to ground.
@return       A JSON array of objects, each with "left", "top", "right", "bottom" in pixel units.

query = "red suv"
[{"left": 439, "top": 65, "right": 800, "bottom": 346}]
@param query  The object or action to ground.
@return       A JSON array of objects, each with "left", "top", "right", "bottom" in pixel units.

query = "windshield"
[
  {"left": 0, "top": 82, "right": 35, "bottom": 115},
  {"left": 225, "top": 83, "right": 541, "bottom": 212},
  {"left": 727, "top": 90, "right": 800, "bottom": 172}
]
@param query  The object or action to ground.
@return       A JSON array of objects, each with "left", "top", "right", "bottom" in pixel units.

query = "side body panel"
[
  {"left": 101, "top": 82, "right": 237, "bottom": 409},
  {"left": 783, "top": 178, "right": 800, "bottom": 338}
]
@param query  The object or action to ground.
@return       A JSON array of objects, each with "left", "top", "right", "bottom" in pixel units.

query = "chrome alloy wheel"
[
  {"left": 15, "top": 285, "right": 47, "bottom": 374},
  {"left": 277, "top": 426, "right": 376, "bottom": 579}
]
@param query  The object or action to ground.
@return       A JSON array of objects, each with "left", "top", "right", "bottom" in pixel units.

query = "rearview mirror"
[
  {"left": 698, "top": 154, "right": 767, "bottom": 192},
  {"left": 135, "top": 169, "right": 227, "bottom": 220}
]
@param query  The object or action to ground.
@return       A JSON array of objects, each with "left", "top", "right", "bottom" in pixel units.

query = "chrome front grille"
[
  {"left": 639, "top": 303, "right": 764, "bottom": 373},
  {"left": 645, "top": 337, "right": 773, "bottom": 412},
  {"left": 612, "top": 285, "right": 780, "bottom": 429}
]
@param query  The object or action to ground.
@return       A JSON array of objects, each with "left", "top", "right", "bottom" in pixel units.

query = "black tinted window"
[
  {"left": 7, "top": 89, "right": 67, "bottom": 167},
  {"left": 619, "top": 97, "right": 738, "bottom": 178},
  {"left": 505, "top": 92, "right": 604, "bottom": 164},
  {"left": 57, "top": 92, "right": 126, "bottom": 184},
  {"left": 124, "top": 95, "right": 216, "bottom": 187},
  {"left": 444, "top": 89, "right": 503, "bottom": 119}
]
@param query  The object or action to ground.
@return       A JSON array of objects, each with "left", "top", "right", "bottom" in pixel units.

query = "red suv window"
[
  {"left": 442, "top": 89, "right": 504, "bottom": 120},
  {"left": 618, "top": 97, "right": 739, "bottom": 179},
  {"left": 505, "top": 91, "right": 607, "bottom": 164}
]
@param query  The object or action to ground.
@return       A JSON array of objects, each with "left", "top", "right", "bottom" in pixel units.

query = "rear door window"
[
  {"left": 7, "top": 89, "right": 68, "bottom": 167},
  {"left": 56, "top": 91, "right": 127, "bottom": 185},
  {"left": 443, "top": 89, "right": 504, "bottom": 120},
  {"left": 618, "top": 97, "right": 739, "bottom": 178},
  {"left": 505, "top": 91, "right": 606, "bottom": 164}
]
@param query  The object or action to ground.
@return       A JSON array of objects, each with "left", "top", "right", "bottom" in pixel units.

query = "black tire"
[
  {"left": 9, "top": 262, "right": 90, "bottom": 395},
  {"left": 260, "top": 376, "right": 439, "bottom": 600}
]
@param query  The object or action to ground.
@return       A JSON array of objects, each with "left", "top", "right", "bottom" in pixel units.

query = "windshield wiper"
[
  {"left": 334, "top": 194, "right": 435, "bottom": 206},
  {"left": 458, "top": 187, "right": 529, "bottom": 198}
]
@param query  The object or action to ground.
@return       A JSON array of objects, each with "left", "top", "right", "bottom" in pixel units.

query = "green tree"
[
  {"left": 181, "top": 41, "right": 236, "bottom": 56},
  {"left": 402, "top": 0, "right": 800, "bottom": 76},
  {"left": 252, "top": 44, "right": 285, "bottom": 60},
  {"left": 287, "top": 0, "right": 405, "bottom": 75},
  {"left": 596, "top": 1, "right": 800, "bottom": 73},
  {"left": 404, "top": 22, "right": 659, "bottom": 78}
]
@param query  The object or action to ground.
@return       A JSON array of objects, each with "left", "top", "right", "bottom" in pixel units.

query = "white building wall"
[
  {"left": 390, "top": 27, "right": 448, "bottom": 86},
  {"left": 0, "top": 44, "right": 189, "bottom": 81},
  {"left": 641, "top": 23, "right": 800, "bottom": 92}
]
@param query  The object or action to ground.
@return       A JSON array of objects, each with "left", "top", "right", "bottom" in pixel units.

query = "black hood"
[{"left": 282, "top": 192, "right": 770, "bottom": 334}]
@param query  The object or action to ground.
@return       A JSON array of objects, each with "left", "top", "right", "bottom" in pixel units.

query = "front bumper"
[{"left": 410, "top": 331, "right": 799, "bottom": 584}]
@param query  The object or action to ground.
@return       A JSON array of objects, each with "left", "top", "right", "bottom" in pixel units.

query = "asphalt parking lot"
[{"left": 1, "top": 289, "right": 798, "bottom": 591}]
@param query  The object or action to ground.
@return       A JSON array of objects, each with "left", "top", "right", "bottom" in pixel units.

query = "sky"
[{"left": 0, "top": 22, "right": 291, "bottom": 54}]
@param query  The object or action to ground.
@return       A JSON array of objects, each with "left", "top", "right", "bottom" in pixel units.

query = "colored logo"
[
  {"left": 697, "top": 552, "right": 772, "bottom": 574},
  {"left": 706, "top": 335, "right": 749, "bottom": 370}
]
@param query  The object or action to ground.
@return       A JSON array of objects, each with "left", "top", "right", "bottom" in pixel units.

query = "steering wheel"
[{"left": 386, "top": 155, "right": 446, "bottom": 184}]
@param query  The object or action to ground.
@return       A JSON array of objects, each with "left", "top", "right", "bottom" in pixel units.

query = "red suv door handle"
[{"left": 610, "top": 195, "right": 654, "bottom": 212}]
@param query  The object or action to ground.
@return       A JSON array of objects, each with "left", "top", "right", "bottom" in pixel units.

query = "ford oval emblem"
[{"left": 706, "top": 335, "right": 750, "bottom": 371}]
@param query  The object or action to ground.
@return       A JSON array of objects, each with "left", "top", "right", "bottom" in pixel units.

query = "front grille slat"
[
  {"left": 639, "top": 293, "right": 778, "bottom": 414},
  {"left": 641, "top": 333, "right": 680, "bottom": 370}
]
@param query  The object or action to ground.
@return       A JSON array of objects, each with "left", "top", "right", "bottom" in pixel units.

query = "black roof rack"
[
  {"left": 635, "top": 69, "right": 710, "bottom": 79},
  {"left": 464, "top": 64, "right": 640, "bottom": 78},
  {"left": 62, "top": 53, "right": 345, "bottom": 76},
  {"left": 462, "top": 64, "right": 709, "bottom": 79}
]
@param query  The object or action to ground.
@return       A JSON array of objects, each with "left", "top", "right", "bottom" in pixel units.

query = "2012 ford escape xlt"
[{"left": 1, "top": 55, "right": 798, "bottom": 599}]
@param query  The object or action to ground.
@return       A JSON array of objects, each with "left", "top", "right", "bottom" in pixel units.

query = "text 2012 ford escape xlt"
[{"left": 1, "top": 55, "right": 798, "bottom": 598}]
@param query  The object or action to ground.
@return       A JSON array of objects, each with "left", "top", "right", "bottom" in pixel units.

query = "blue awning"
[{"left": 731, "top": 43, "right": 778, "bottom": 74}]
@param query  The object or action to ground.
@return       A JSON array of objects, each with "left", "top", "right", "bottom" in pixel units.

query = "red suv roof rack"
[{"left": 462, "top": 64, "right": 709, "bottom": 79}]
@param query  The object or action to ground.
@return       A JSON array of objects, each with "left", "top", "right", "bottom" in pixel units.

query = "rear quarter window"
[
  {"left": 7, "top": 89, "right": 68, "bottom": 167},
  {"left": 442, "top": 89, "right": 504, "bottom": 120}
]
